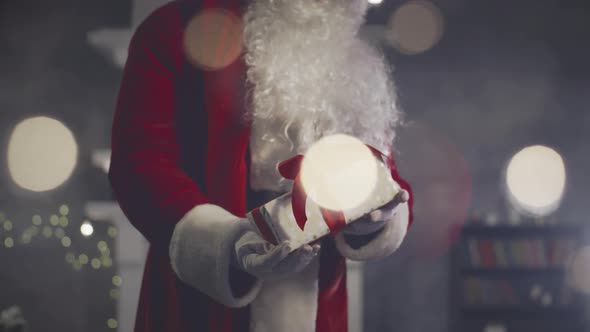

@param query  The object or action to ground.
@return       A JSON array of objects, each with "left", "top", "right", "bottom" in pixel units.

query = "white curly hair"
[{"left": 244, "top": 0, "right": 401, "bottom": 191}]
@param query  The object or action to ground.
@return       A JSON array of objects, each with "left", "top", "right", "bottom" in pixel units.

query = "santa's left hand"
[{"left": 343, "top": 189, "right": 410, "bottom": 236}]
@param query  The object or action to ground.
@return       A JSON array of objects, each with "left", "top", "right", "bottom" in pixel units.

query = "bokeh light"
[
  {"left": 3, "top": 220, "right": 13, "bottom": 231},
  {"left": 386, "top": 0, "right": 444, "bottom": 55},
  {"left": 50, "top": 215, "right": 59, "bottom": 226},
  {"left": 102, "top": 257, "right": 113, "bottom": 268},
  {"left": 7, "top": 116, "right": 78, "bottom": 192},
  {"left": 72, "top": 261, "right": 82, "bottom": 271},
  {"left": 107, "top": 226, "right": 118, "bottom": 239},
  {"left": 21, "top": 234, "right": 31, "bottom": 244},
  {"left": 61, "top": 236, "right": 71, "bottom": 247},
  {"left": 300, "top": 134, "right": 378, "bottom": 211},
  {"left": 97, "top": 240, "right": 108, "bottom": 251},
  {"left": 4, "top": 237, "right": 14, "bottom": 248},
  {"left": 32, "top": 215, "right": 42, "bottom": 226},
  {"left": 368, "top": 0, "right": 383, "bottom": 5},
  {"left": 59, "top": 216, "right": 69, "bottom": 227},
  {"left": 91, "top": 258, "right": 101, "bottom": 269},
  {"left": 112, "top": 275, "right": 122, "bottom": 287},
  {"left": 59, "top": 204, "right": 69, "bottom": 216},
  {"left": 107, "top": 318, "right": 118, "bottom": 329},
  {"left": 183, "top": 9, "right": 243, "bottom": 71},
  {"left": 42, "top": 226, "right": 53, "bottom": 238},
  {"left": 80, "top": 221, "right": 94, "bottom": 237},
  {"left": 505, "top": 145, "right": 566, "bottom": 217}
]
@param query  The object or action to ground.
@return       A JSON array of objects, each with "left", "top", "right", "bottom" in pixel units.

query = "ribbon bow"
[{"left": 277, "top": 145, "right": 392, "bottom": 233}]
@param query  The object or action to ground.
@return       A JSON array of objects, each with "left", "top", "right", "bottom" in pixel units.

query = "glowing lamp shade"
[
  {"left": 300, "top": 134, "right": 378, "bottom": 211},
  {"left": 7, "top": 117, "right": 78, "bottom": 192},
  {"left": 80, "top": 221, "right": 94, "bottom": 237},
  {"left": 505, "top": 145, "right": 566, "bottom": 216}
]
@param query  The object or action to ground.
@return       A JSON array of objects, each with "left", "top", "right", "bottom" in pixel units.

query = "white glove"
[
  {"left": 232, "top": 230, "right": 320, "bottom": 279},
  {"left": 343, "top": 189, "right": 410, "bottom": 236}
]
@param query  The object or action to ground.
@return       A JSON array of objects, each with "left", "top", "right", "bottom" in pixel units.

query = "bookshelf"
[{"left": 450, "top": 223, "right": 588, "bottom": 332}]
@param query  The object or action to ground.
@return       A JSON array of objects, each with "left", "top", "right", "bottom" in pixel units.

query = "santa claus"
[{"left": 108, "top": 0, "right": 413, "bottom": 331}]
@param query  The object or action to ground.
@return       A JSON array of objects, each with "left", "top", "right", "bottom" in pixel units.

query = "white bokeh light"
[
  {"left": 505, "top": 145, "right": 566, "bottom": 216},
  {"left": 387, "top": 0, "right": 444, "bottom": 55},
  {"left": 7, "top": 116, "right": 78, "bottom": 192},
  {"left": 368, "top": 0, "right": 383, "bottom": 5},
  {"left": 300, "top": 134, "right": 378, "bottom": 211},
  {"left": 80, "top": 221, "right": 94, "bottom": 237}
]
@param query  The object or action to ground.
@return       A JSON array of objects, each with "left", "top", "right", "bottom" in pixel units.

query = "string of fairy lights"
[{"left": 0, "top": 206, "right": 120, "bottom": 330}]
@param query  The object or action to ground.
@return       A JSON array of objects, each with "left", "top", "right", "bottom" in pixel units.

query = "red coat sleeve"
[{"left": 108, "top": 4, "right": 208, "bottom": 248}]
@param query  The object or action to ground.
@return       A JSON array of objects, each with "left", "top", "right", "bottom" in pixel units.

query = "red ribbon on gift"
[{"left": 277, "top": 145, "right": 392, "bottom": 233}]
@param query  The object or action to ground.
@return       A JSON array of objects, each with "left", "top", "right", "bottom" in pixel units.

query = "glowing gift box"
[{"left": 247, "top": 135, "right": 401, "bottom": 251}]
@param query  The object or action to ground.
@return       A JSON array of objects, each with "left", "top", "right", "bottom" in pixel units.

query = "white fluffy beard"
[{"left": 244, "top": 0, "right": 401, "bottom": 191}]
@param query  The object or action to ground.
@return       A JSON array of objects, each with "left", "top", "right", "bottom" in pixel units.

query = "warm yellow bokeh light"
[
  {"left": 3, "top": 220, "right": 12, "bottom": 231},
  {"left": 4, "top": 237, "right": 14, "bottom": 248},
  {"left": 300, "top": 134, "right": 378, "bottom": 211},
  {"left": 91, "top": 258, "right": 101, "bottom": 269},
  {"left": 98, "top": 240, "right": 108, "bottom": 251},
  {"left": 112, "top": 275, "right": 122, "bottom": 287},
  {"left": 387, "top": 0, "right": 444, "bottom": 55},
  {"left": 59, "top": 204, "right": 70, "bottom": 216},
  {"left": 61, "top": 236, "right": 71, "bottom": 247},
  {"left": 7, "top": 116, "right": 78, "bottom": 192},
  {"left": 42, "top": 226, "right": 53, "bottom": 238},
  {"left": 107, "top": 318, "right": 118, "bottom": 329},
  {"left": 32, "top": 215, "right": 42, "bottom": 226},
  {"left": 183, "top": 9, "right": 243, "bottom": 71},
  {"left": 505, "top": 145, "right": 566, "bottom": 216},
  {"left": 50, "top": 215, "right": 59, "bottom": 226},
  {"left": 59, "top": 216, "right": 69, "bottom": 228},
  {"left": 107, "top": 226, "right": 118, "bottom": 238}
]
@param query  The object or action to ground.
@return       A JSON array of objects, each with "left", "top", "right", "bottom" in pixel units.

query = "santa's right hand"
[{"left": 232, "top": 230, "right": 320, "bottom": 279}]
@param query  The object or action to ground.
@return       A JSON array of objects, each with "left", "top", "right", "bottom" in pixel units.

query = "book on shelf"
[
  {"left": 463, "top": 277, "right": 573, "bottom": 308},
  {"left": 463, "top": 238, "right": 575, "bottom": 269}
]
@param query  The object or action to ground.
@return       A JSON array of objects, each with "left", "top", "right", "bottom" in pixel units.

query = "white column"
[
  {"left": 346, "top": 260, "right": 364, "bottom": 332},
  {"left": 85, "top": 202, "right": 149, "bottom": 332}
]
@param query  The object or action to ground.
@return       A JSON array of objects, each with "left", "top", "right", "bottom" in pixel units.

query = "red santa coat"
[{"left": 108, "top": 1, "right": 413, "bottom": 331}]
